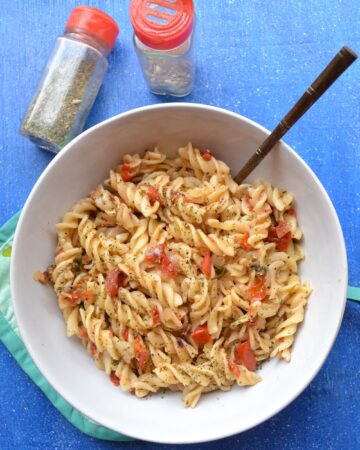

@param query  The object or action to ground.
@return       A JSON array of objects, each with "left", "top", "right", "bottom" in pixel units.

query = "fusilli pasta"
[{"left": 43, "top": 143, "right": 311, "bottom": 407}]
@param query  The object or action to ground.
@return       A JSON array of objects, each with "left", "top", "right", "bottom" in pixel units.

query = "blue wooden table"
[{"left": 1, "top": 1, "right": 359, "bottom": 448}]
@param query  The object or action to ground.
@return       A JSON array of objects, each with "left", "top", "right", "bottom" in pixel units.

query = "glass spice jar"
[
  {"left": 130, "top": 0, "right": 195, "bottom": 97},
  {"left": 20, "top": 6, "right": 119, "bottom": 153}
]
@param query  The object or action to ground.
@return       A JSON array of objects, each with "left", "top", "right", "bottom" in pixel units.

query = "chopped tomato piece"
[
  {"left": 191, "top": 325, "right": 212, "bottom": 345},
  {"left": 201, "top": 251, "right": 212, "bottom": 278},
  {"left": 228, "top": 359, "right": 241, "bottom": 378},
  {"left": 144, "top": 244, "right": 165, "bottom": 264},
  {"left": 145, "top": 243, "right": 176, "bottom": 277},
  {"left": 287, "top": 208, "right": 296, "bottom": 217},
  {"left": 265, "top": 223, "right": 292, "bottom": 251},
  {"left": 120, "top": 163, "right": 133, "bottom": 182},
  {"left": 89, "top": 342, "right": 97, "bottom": 356},
  {"left": 160, "top": 251, "right": 176, "bottom": 278},
  {"left": 248, "top": 277, "right": 268, "bottom": 301},
  {"left": 133, "top": 337, "right": 149, "bottom": 370},
  {"left": 201, "top": 149, "right": 213, "bottom": 161},
  {"left": 106, "top": 269, "right": 122, "bottom": 297},
  {"left": 238, "top": 233, "right": 252, "bottom": 250},
  {"left": 234, "top": 340, "right": 256, "bottom": 371},
  {"left": 80, "top": 327, "right": 88, "bottom": 340},
  {"left": 275, "top": 232, "right": 292, "bottom": 251},
  {"left": 69, "top": 288, "right": 92, "bottom": 304},
  {"left": 266, "top": 227, "right": 280, "bottom": 242},
  {"left": 274, "top": 221, "right": 291, "bottom": 239},
  {"left": 147, "top": 186, "right": 163, "bottom": 205},
  {"left": 110, "top": 371, "right": 120, "bottom": 386},
  {"left": 276, "top": 231, "right": 291, "bottom": 251},
  {"left": 120, "top": 327, "right": 129, "bottom": 341},
  {"left": 151, "top": 305, "right": 161, "bottom": 327}
]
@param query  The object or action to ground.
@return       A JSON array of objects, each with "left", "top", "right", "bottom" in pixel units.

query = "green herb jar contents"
[{"left": 20, "top": 6, "right": 119, "bottom": 153}]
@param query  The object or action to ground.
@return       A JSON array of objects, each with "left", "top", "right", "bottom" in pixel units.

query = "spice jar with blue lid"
[
  {"left": 130, "top": 0, "right": 195, "bottom": 97},
  {"left": 20, "top": 6, "right": 119, "bottom": 153}
]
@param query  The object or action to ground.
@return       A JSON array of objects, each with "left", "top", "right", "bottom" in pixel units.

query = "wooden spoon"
[{"left": 234, "top": 46, "right": 357, "bottom": 184}]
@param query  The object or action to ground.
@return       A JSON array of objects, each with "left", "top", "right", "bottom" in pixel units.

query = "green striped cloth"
[{"left": 1, "top": 212, "right": 359, "bottom": 440}]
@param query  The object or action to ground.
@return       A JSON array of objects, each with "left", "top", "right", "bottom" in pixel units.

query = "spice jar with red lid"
[
  {"left": 130, "top": 0, "right": 195, "bottom": 97},
  {"left": 20, "top": 6, "right": 119, "bottom": 153}
]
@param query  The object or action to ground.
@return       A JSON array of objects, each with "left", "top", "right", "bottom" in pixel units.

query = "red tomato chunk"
[
  {"left": 120, "top": 163, "right": 133, "bottom": 181},
  {"left": 133, "top": 337, "right": 149, "bottom": 370},
  {"left": 145, "top": 244, "right": 165, "bottom": 264},
  {"left": 106, "top": 269, "right": 122, "bottom": 297},
  {"left": 151, "top": 305, "right": 161, "bottom": 327},
  {"left": 145, "top": 244, "right": 176, "bottom": 277},
  {"left": 147, "top": 186, "right": 163, "bottom": 205},
  {"left": 287, "top": 208, "right": 296, "bottom": 217},
  {"left": 238, "top": 233, "right": 252, "bottom": 250},
  {"left": 89, "top": 342, "right": 97, "bottom": 356},
  {"left": 248, "top": 277, "right": 268, "bottom": 302},
  {"left": 69, "top": 288, "right": 92, "bottom": 304},
  {"left": 201, "top": 251, "right": 212, "bottom": 278},
  {"left": 120, "top": 327, "right": 129, "bottom": 341},
  {"left": 160, "top": 252, "right": 176, "bottom": 277},
  {"left": 191, "top": 325, "right": 212, "bottom": 345},
  {"left": 234, "top": 340, "right": 257, "bottom": 371},
  {"left": 265, "top": 220, "right": 292, "bottom": 251},
  {"left": 110, "top": 371, "right": 120, "bottom": 386},
  {"left": 201, "top": 150, "right": 213, "bottom": 160}
]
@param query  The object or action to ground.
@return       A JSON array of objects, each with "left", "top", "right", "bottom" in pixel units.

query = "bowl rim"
[{"left": 11, "top": 102, "right": 348, "bottom": 444}]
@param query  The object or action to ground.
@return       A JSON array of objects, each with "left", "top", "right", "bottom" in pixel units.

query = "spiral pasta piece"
[
  {"left": 178, "top": 142, "right": 230, "bottom": 179},
  {"left": 169, "top": 217, "right": 235, "bottom": 256}
]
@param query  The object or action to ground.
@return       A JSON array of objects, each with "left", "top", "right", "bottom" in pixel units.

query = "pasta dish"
[{"left": 39, "top": 143, "right": 311, "bottom": 407}]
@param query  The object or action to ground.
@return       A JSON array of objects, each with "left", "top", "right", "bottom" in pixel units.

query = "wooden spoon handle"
[{"left": 234, "top": 46, "right": 357, "bottom": 184}]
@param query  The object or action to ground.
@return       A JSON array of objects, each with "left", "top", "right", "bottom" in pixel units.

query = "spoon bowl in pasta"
[{"left": 11, "top": 103, "right": 347, "bottom": 444}]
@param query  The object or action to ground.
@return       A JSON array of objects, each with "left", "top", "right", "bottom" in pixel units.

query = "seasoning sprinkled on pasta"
[{"left": 43, "top": 143, "right": 311, "bottom": 407}]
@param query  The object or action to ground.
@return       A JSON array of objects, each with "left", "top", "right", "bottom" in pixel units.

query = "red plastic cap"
[
  {"left": 66, "top": 6, "right": 119, "bottom": 52},
  {"left": 130, "top": 0, "right": 194, "bottom": 50}
]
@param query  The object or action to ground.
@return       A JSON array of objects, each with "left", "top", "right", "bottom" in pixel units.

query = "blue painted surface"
[{"left": 0, "top": 0, "right": 359, "bottom": 448}]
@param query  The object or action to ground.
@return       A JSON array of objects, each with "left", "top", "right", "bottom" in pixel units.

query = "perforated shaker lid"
[{"left": 130, "top": 0, "right": 194, "bottom": 50}]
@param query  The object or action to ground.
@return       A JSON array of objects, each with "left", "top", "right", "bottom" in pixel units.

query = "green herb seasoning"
[
  {"left": 214, "top": 266, "right": 226, "bottom": 277},
  {"left": 72, "top": 257, "right": 83, "bottom": 274},
  {"left": 20, "top": 6, "right": 119, "bottom": 153},
  {"left": 249, "top": 262, "right": 267, "bottom": 277}
]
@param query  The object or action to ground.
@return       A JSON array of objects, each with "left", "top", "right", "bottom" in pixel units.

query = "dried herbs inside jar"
[{"left": 20, "top": 6, "right": 119, "bottom": 153}]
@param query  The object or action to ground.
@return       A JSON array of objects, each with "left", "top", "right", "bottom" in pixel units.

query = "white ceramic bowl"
[{"left": 11, "top": 103, "right": 347, "bottom": 444}]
